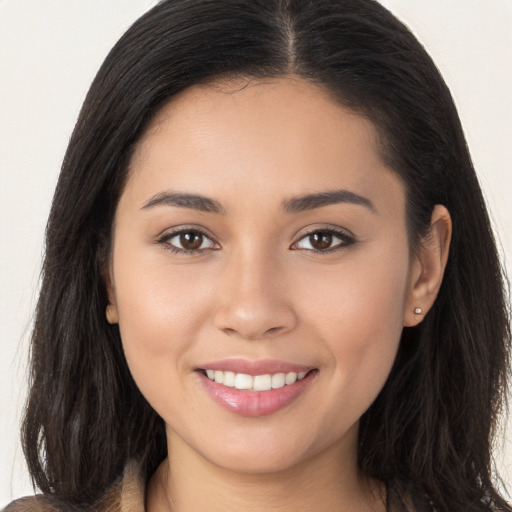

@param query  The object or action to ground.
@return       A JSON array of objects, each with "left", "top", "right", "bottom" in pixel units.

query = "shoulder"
[
  {"left": 2, "top": 460, "right": 145, "bottom": 512},
  {"left": 2, "top": 495, "right": 67, "bottom": 512}
]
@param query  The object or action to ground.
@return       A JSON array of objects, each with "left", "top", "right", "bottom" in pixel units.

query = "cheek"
[
  {"left": 111, "top": 244, "right": 216, "bottom": 400},
  {"left": 297, "top": 242, "right": 410, "bottom": 408},
  {"left": 301, "top": 244, "right": 409, "bottom": 335}
]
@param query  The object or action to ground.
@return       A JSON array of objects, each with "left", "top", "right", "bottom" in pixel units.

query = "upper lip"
[{"left": 196, "top": 358, "right": 315, "bottom": 376}]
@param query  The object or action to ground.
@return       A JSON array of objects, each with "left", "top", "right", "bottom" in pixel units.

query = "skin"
[{"left": 107, "top": 76, "right": 451, "bottom": 511}]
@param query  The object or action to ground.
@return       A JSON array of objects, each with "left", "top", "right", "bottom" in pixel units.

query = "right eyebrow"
[
  {"left": 283, "top": 189, "right": 377, "bottom": 214},
  {"left": 141, "top": 191, "right": 226, "bottom": 214}
]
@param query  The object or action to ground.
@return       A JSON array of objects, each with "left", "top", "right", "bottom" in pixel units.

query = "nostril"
[
  {"left": 214, "top": 300, "right": 298, "bottom": 341},
  {"left": 263, "top": 326, "right": 287, "bottom": 337}
]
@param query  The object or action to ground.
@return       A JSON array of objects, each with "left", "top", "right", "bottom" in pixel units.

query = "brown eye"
[
  {"left": 309, "top": 232, "right": 333, "bottom": 250},
  {"left": 160, "top": 229, "right": 217, "bottom": 253},
  {"left": 293, "top": 228, "right": 355, "bottom": 252},
  {"left": 180, "top": 231, "right": 204, "bottom": 250}
]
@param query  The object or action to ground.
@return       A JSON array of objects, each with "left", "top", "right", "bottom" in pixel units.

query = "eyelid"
[
  {"left": 155, "top": 225, "right": 220, "bottom": 254},
  {"left": 290, "top": 226, "right": 356, "bottom": 252}
]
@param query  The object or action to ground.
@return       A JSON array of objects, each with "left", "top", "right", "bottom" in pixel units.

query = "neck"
[{"left": 146, "top": 427, "right": 386, "bottom": 512}]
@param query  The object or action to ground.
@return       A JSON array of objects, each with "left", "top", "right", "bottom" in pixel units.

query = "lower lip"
[{"left": 197, "top": 371, "right": 316, "bottom": 417}]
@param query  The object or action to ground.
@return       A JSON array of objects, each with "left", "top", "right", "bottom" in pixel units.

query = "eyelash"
[
  {"left": 156, "top": 227, "right": 356, "bottom": 256},
  {"left": 293, "top": 228, "right": 356, "bottom": 254},
  {"left": 156, "top": 228, "right": 219, "bottom": 255}
]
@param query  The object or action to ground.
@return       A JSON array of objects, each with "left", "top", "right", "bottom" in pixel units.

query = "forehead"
[
  {"left": 136, "top": 75, "right": 379, "bottom": 159},
  {"left": 124, "top": 75, "right": 404, "bottom": 218}
]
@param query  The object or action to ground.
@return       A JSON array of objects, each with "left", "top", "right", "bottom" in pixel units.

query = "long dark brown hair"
[{"left": 21, "top": 1, "right": 511, "bottom": 510}]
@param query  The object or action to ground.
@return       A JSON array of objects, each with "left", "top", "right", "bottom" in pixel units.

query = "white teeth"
[
  {"left": 271, "top": 373, "right": 285, "bottom": 389},
  {"left": 253, "top": 374, "right": 272, "bottom": 391},
  {"left": 285, "top": 372, "right": 298, "bottom": 385},
  {"left": 223, "top": 371, "right": 236, "bottom": 387},
  {"left": 234, "top": 373, "right": 253, "bottom": 390},
  {"left": 204, "top": 369, "right": 309, "bottom": 391}
]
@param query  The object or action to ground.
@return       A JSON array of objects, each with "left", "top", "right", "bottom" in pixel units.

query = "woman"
[{"left": 4, "top": 0, "right": 510, "bottom": 510}]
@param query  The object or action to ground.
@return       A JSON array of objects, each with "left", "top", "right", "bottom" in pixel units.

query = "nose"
[{"left": 213, "top": 251, "right": 298, "bottom": 341}]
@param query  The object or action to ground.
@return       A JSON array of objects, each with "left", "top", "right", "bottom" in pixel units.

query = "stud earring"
[
  {"left": 414, "top": 307, "right": 423, "bottom": 315},
  {"left": 106, "top": 305, "right": 118, "bottom": 324}
]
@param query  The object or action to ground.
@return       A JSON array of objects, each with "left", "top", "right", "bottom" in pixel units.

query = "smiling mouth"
[
  {"left": 199, "top": 369, "right": 312, "bottom": 391},
  {"left": 197, "top": 366, "right": 318, "bottom": 416}
]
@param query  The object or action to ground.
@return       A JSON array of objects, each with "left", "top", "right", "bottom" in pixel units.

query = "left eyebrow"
[
  {"left": 141, "top": 191, "right": 226, "bottom": 214},
  {"left": 283, "top": 189, "right": 377, "bottom": 214}
]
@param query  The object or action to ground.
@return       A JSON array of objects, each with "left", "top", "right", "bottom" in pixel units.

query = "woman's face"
[{"left": 109, "top": 76, "right": 422, "bottom": 474}]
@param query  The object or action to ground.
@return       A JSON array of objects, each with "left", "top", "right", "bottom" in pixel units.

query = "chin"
[{"left": 170, "top": 418, "right": 356, "bottom": 477}]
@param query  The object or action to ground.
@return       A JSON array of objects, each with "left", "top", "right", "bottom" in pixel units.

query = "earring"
[
  {"left": 106, "top": 305, "right": 118, "bottom": 324},
  {"left": 414, "top": 307, "right": 423, "bottom": 315}
]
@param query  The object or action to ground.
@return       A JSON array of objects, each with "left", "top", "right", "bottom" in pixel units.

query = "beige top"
[
  {"left": 2, "top": 462, "right": 433, "bottom": 512},
  {"left": 2, "top": 461, "right": 143, "bottom": 512}
]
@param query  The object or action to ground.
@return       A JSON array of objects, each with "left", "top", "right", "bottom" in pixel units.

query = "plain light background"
[{"left": 1, "top": 0, "right": 511, "bottom": 506}]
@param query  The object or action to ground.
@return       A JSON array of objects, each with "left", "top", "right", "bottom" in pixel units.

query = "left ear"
[
  {"left": 103, "top": 260, "right": 119, "bottom": 325},
  {"left": 403, "top": 205, "right": 452, "bottom": 327}
]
